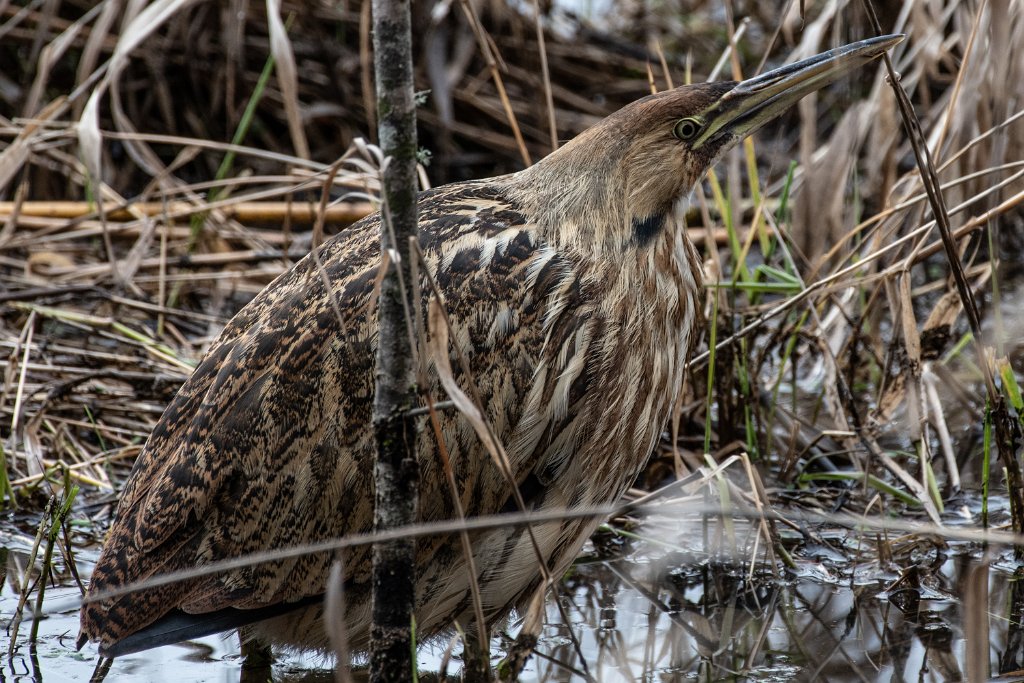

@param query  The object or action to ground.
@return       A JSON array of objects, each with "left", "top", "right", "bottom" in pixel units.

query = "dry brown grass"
[{"left": 1, "top": 2, "right": 1023, "bottom": 670}]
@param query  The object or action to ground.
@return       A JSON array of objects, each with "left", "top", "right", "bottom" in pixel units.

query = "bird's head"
[{"left": 512, "top": 34, "right": 903, "bottom": 254}]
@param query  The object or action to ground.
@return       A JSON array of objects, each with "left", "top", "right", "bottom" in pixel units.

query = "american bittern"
[{"left": 79, "top": 35, "right": 900, "bottom": 657}]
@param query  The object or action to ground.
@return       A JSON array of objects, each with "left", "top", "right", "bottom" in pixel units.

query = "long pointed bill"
[{"left": 692, "top": 34, "right": 903, "bottom": 149}]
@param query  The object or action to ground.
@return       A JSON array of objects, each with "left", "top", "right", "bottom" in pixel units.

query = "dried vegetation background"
[{"left": 1, "top": 0, "right": 1023, "bottom": 555}]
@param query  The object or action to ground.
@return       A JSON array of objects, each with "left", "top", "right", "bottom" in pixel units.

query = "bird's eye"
[{"left": 672, "top": 117, "right": 702, "bottom": 141}]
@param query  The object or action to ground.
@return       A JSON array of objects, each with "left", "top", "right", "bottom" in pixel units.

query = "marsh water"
[{"left": 4, "top": 496, "right": 1023, "bottom": 683}]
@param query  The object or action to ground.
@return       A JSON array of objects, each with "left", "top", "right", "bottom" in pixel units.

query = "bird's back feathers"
[{"left": 81, "top": 151, "right": 700, "bottom": 656}]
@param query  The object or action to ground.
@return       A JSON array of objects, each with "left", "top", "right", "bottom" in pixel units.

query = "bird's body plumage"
[
  {"left": 79, "top": 35, "right": 900, "bottom": 656},
  {"left": 81, "top": 165, "right": 701, "bottom": 653}
]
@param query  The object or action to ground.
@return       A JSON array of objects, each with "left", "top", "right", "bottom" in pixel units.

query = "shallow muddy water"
[{"left": 4, "top": 500, "right": 1023, "bottom": 682}]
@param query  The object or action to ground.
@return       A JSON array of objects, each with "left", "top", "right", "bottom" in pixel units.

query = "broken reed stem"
[
  {"left": 6, "top": 497, "right": 53, "bottom": 656},
  {"left": 30, "top": 490, "right": 70, "bottom": 643},
  {"left": 862, "top": 0, "right": 1024, "bottom": 534},
  {"left": 0, "top": 201, "right": 374, "bottom": 224},
  {"left": 458, "top": 0, "right": 532, "bottom": 166},
  {"left": 531, "top": 0, "right": 558, "bottom": 153},
  {"left": 408, "top": 240, "right": 490, "bottom": 671},
  {"left": 7, "top": 487, "right": 78, "bottom": 653}
]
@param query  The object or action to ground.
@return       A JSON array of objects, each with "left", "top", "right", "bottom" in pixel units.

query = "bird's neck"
[{"left": 505, "top": 134, "right": 675, "bottom": 257}]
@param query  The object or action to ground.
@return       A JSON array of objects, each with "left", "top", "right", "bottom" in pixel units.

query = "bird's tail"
[{"left": 81, "top": 593, "right": 324, "bottom": 658}]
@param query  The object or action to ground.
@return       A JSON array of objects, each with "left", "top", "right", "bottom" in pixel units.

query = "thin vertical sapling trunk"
[{"left": 369, "top": 0, "right": 420, "bottom": 680}]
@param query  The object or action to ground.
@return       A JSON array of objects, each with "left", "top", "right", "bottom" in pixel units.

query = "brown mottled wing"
[
  {"left": 79, "top": 178, "right": 594, "bottom": 650},
  {"left": 80, "top": 206, "right": 382, "bottom": 644}
]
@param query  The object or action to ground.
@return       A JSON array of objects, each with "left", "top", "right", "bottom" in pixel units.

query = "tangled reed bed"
[{"left": 0, "top": 0, "right": 1023, "bottom": 588}]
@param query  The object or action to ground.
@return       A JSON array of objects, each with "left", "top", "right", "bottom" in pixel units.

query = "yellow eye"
[{"left": 672, "top": 117, "right": 702, "bottom": 141}]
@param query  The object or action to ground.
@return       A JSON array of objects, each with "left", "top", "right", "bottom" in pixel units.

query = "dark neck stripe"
[{"left": 632, "top": 213, "right": 665, "bottom": 247}]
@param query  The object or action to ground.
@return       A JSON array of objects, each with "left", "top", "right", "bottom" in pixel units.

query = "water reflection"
[
  {"left": 3, "top": 513, "right": 1023, "bottom": 682},
  {"left": 518, "top": 514, "right": 1021, "bottom": 682}
]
